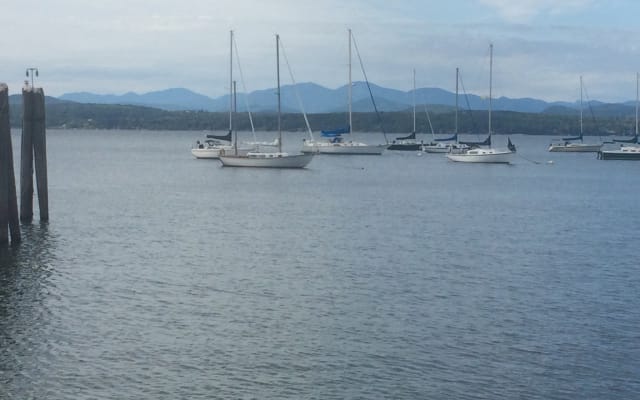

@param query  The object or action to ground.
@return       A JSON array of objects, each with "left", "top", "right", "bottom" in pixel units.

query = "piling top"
[
  {"left": 0, "top": 83, "right": 7, "bottom": 92},
  {"left": 23, "top": 86, "right": 44, "bottom": 95}
]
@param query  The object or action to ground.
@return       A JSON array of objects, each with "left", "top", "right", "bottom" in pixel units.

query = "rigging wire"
[
  {"left": 581, "top": 79, "right": 603, "bottom": 141},
  {"left": 232, "top": 35, "right": 257, "bottom": 141},
  {"left": 278, "top": 37, "right": 314, "bottom": 139},
  {"left": 350, "top": 31, "right": 389, "bottom": 144},
  {"left": 422, "top": 104, "right": 436, "bottom": 137},
  {"left": 414, "top": 82, "right": 435, "bottom": 137},
  {"left": 457, "top": 71, "right": 478, "bottom": 135}
]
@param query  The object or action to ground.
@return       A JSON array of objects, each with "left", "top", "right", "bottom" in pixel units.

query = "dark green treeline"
[{"left": 8, "top": 101, "right": 638, "bottom": 136}]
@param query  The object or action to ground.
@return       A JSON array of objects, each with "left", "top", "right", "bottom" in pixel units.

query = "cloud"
[
  {"left": 1, "top": 0, "right": 638, "bottom": 102},
  {"left": 478, "top": 0, "right": 593, "bottom": 22}
]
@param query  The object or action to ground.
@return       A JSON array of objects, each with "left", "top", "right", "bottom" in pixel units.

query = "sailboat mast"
[
  {"left": 488, "top": 43, "right": 492, "bottom": 136},
  {"left": 636, "top": 72, "right": 640, "bottom": 138},
  {"left": 580, "top": 75, "right": 584, "bottom": 136},
  {"left": 229, "top": 30, "right": 233, "bottom": 133},
  {"left": 348, "top": 28, "right": 353, "bottom": 133},
  {"left": 233, "top": 80, "right": 237, "bottom": 154},
  {"left": 412, "top": 68, "right": 416, "bottom": 133},
  {"left": 455, "top": 67, "right": 459, "bottom": 134},
  {"left": 276, "top": 34, "right": 282, "bottom": 153}
]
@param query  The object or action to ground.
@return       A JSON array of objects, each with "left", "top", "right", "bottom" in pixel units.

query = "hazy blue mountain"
[
  {"left": 60, "top": 88, "right": 213, "bottom": 111},
  {"left": 57, "top": 83, "right": 638, "bottom": 116}
]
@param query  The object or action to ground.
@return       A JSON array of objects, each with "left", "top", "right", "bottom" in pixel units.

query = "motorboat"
[
  {"left": 598, "top": 145, "right": 640, "bottom": 160},
  {"left": 548, "top": 141, "right": 602, "bottom": 152},
  {"left": 598, "top": 73, "right": 640, "bottom": 160}
]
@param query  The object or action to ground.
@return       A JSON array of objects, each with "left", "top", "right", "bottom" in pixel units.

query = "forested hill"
[{"left": 6, "top": 95, "right": 638, "bottom": 136}]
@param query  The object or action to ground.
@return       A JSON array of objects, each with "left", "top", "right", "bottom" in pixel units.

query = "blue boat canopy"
[
  {"left": 434, "top": 133, "right": 457, "bottom": 142},
  {"left": 321, "top": 126, "right": 350, "bottom": 137},
  {"left": 207, "top": 130, "right": 232, "bottom": 142}
]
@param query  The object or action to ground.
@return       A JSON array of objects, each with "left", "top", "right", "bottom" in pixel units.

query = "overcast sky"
[{"left": 1, "top": 0, "right": 639, "bottom": 102}]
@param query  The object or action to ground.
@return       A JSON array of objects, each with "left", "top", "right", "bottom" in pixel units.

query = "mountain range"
[
  {"left": 54, "top": 82, "right": 640, "bottom": 119},
  {"left": 6, "top": 88, "right": 638, "bottom": 134},
  {"left": 57, "top": 82, "right": 620, "bottom": 114}
]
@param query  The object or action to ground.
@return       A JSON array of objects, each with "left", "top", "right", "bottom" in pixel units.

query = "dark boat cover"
[
  {"left": 460, "top": 134, "right": 491, "bottom": 147},
  {"left": 434, "top": 133, "right": 457, "bottom": 142},
  {"left": 562, "top": 134, "right": 582, "bottom": 141},
  {"left": 207, "top": 130, "right": 232, "bottom": 142},
  {"left": 508, "top": 137, "right": 516, "bottom": 152},
  {"left": 395, "top": 131, "right": 416, "bottom": 140}
]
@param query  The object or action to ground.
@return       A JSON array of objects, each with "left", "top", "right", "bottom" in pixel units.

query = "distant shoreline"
[{"left": 6, "top": 102, "right": 638, "bottom": 135}]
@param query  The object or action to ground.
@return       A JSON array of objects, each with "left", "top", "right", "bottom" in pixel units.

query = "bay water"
[{"left": 1, "top": 130, "right": 639, "bottom": 399}]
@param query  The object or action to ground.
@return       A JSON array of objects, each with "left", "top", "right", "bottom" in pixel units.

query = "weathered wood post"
[
  {"left": 20, "top": 88, "right": 35, "bottom": 222},
  {"left": 32, "top": 88, "right": 48, "bottom": 222},
  {"left": 0, "top": 83, "right": 21, "bottom": 243},
  {"left": 20, "top": 86, "right": 48, "bottom": 222}
]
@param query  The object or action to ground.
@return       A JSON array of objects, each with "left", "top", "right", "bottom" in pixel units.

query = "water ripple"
[{"left": 2, "top": 131, "right": 640, "bottom": 399}]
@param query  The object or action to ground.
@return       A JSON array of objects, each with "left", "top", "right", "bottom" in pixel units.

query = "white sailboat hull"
[
  {"left": 192, "top": 146, "right": 252, "bottom": 159},
  {"left": 191, "top": 146, "right": 233, "bottom": 159},
  {"left": 446, "top": 149, "right": 514, "bottom": 163},
  {"left": 219, "top": 152, "right": 314, "bottom": 168},
  {"left": 192, "top": 147, "right": 224, "bottom": 159},
  {"left": 302, "top": 141, "right": 385, "bottom": 155},
  {"left": 548, "top": 143, "right": 602, "bottom": 152}
]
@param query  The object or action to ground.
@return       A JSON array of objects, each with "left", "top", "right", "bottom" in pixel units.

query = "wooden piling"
[
  {"left": 20, "top": 88, "right": 35, "bottom": 222},
  {"left": 0, "top": 83, "right": 20, "bottom": 243},
  {"left": 32, "top": 88, "right": 48, "bottom": 222},
  {"left": 20, "top": 87, "right": 47, "bottom": 223}
]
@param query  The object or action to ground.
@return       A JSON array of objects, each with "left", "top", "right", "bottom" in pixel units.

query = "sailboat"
[
  {"left": 191, "top": 131, "right": 233, "bottom": 159},
  {"left": 446, "top": 44, "right": 515, "bottom": 164},
  {"left": 548, "top": 76, "right": 602, "bottom": 152},
  {"left": 192, "top": 31, "right": 252, "bottom": 159},
  {"left": 599, "top": 72, "right": 640, "bottom": 160},
  {"left": 219, "top": 34, "right": 314, "bottom": 168},
  {"left": 422, "top": 67, "right": 469, "bottom": 153},
  {"left": 388, "top": 69, "right": 422, "bottom": 151},
  {"left": 301, "top": 29, "right": 387, "bottom": 155}
]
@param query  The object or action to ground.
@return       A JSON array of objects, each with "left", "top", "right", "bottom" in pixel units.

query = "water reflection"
[{"left": 0, "top": 223, "right": 58, "bottom": 398}]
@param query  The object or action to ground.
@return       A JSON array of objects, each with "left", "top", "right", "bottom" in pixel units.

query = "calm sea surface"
[{"left": 1, "top": 129, "right": 639, "bottom": 399}]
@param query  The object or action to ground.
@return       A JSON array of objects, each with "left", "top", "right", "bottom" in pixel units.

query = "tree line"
[{"left": 7, "top": 101, "right": 638, "bottom": 136}]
